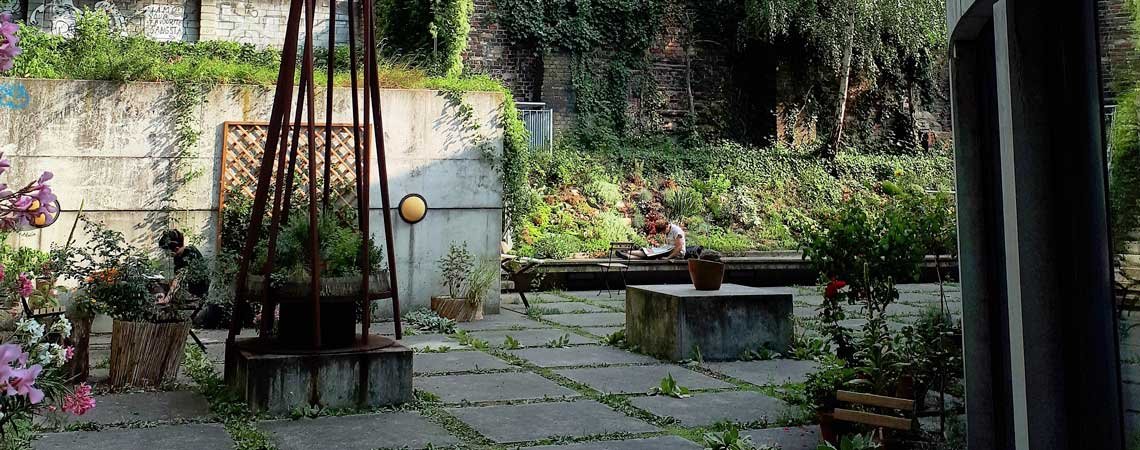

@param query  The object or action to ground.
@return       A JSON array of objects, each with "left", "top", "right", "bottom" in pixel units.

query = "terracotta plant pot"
[
  {"left": 109, "top": 320, "right": 190, "bottom": 387},
  {"left": 687, "top": 259, "right": 725, "bottom": 290},
  {"left": 431, "top": 296, "right": 484, "bottom": 322}
]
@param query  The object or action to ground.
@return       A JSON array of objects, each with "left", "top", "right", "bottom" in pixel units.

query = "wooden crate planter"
[
  {"left": 109, "top": 320, "right": 190, "bottom": 387},
  {"left": 431, "top": 296, "right": 484, "bottom": 322}
]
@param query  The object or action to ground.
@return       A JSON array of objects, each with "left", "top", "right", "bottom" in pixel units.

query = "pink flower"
[
  {"left": 0, "top": 263, "right": 7, "bottom": 283},
  {"left": 64, "top": 346, "right": 75, "bottom": 362},
  {"left": 17, "top": 273, "right": 33, "bottom": 297},
  {"left": 0, "top": 343, "right": 22, "bottom": 382},
  {"left": 5, "top": 364, "right": 44, "bottom": 404},
  {"left": 62, "top": 383, "right": 95, "bottom": 416},
  {"left": 0, "top": 13, "right": 19, "bottom": 72}
]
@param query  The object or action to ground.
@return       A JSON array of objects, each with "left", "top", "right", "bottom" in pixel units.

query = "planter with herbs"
[
  {"left": 430, "top": 242, "right": 496, "bottom": 322},
  {"left": 251, "top": 211, "right": 387, "bottom": 347},
  {"left": 58, "top": 219, "right": 191, "bottom": 387}
]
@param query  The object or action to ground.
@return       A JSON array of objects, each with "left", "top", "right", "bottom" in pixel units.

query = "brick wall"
[
  {"left": 1101, "top": 0, "right": 1136, "bottom": 103},
  {"left": 541, "top": 52, "right": 574, "bottom": 132},
  {"left": 463, "top": 0, "right": 541, "bottom": 102}
]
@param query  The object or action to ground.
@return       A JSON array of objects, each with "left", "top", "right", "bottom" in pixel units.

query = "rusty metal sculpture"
[{"left": 226, "top": 0, "right": 402, "bottom": 350}]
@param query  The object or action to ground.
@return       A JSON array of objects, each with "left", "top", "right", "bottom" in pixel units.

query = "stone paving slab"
[
  {"left": 455, "top": 310, "right": 551, "bottom": 331},
  {"left": 555, "top": 365, "right": 734, "bottom": 394},
  {"left": 399, "top": 333, "right": 465, "bottom": 350},
  {"left": 629, "top": 391, "right": 788, "bottom": 427},
  {"left": 414, "top": 351, "right": 514, "bottom": 375},
  {"left": 543, "top": 312, "right": 627, "bottom": 328},
  {"left": 65, "top": 391, "right": 211, "bottom": 425},
  {"left": 591, "top": 300, "right": 625, "bottom": 311},
  {"left": 509, "top": 345, "right": 659, "bottom": 368},
  {"left": 702, "top": 359, "right": 819, "bottom": 386},
  {"left": 467, "top": 329, "right": 596, "bottom": 348},
  {"left": 529, "top": 435, "right": 703, "bottom": 449},
  {"left": 447, "top": 400, "right": 658, "bottom": 443},
  {"left": 581, "top": 326, "right": 625, "bottom": 338},
  {"left": 510, "top": 302, "right": 609, "bottom": 314},
  {"left": 259, "top": 411, "right": 459, "bottom": 450},
  {"left": 34, "top": 423, "right": 232, "bottom": 450},
  {"left": 416, "top": 372, "right": 579, "bottom": 403},
  {"left": 563, "top": 290, "right": 626, "bottom": 301},
  {"left": 743, "top": 426, "right": 820, "bottom": 450}
]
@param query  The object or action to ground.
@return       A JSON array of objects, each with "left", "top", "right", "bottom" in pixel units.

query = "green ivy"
[
  {"left": 493, "top": 0, "right": 663, "bottom": 132},
  {"left": 1112, "top": 87, "right": 1140, "bottom": 249},
  {"left": 377, "top": 0, "right": 473, "bottom": 76}
]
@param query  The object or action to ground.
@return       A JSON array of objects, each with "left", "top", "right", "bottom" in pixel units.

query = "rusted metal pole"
[
  {"left": 323, "top": 0, "right": 336, "bottom": 209},
  {"left": 259, "top": 67, "right": 306, "bottom": 337},
  {"left": 229, "top": 0, "right": 304, "bottom": 344},
  {"left": 303, "top": 0, "right": 322, "bottom": 349},
  {"left": 281, "top": 66, "right": 309, "bottom": 224},
  {"left": 359, "top": 0, "right": 374, "bottom": 340},
  {"left": 347, "top": 0, "right": 368, "bottom": 340},
  {"left": 362, "top": 0, "right": 401, "bottom": 340}
]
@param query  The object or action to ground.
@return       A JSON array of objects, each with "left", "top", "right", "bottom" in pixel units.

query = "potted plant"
[
  {"left": 250, "top": 209, "right": 387, "bottom": 347},
  {"left": 431, "top": 242, "right": 496, "bottom": 322},
  {"left": 804, "top": 355, "right": 855, "bottom": 444},
  {"left": 687, "top": 249, "right": 725, "bottom": 290},
  {"left": 58, "top": 219, "right": 189, "bottom": 387}
]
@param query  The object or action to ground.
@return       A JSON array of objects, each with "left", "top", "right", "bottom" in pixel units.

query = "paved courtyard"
[{"left": 34, "top": 284, "right": 967, "bottom": 450}]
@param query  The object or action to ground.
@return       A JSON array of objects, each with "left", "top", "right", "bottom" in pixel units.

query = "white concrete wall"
[{"left": 0, "top": 77, "right": 504, "bottom": 315}]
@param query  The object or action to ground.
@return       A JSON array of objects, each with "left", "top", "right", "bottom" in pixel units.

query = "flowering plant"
[
  {"left": 0, "top": 13, "right": 19, "bottom": 72},
  {"left": 56, "top": 219, "right": 170, "bottom": 323},
  {"left": 1, "top": 317, "right": 94, "bottom": 438}
]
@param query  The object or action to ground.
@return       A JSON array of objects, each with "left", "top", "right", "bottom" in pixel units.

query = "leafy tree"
[{"left": 740, "top": 0, "right": 946, "bottom": 158}]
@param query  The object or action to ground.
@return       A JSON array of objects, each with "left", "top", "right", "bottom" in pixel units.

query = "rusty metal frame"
[{"left": 227, "top": 0, "right": 402, "bottom": 348}]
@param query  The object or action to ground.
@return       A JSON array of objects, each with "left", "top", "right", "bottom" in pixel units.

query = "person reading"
[{"left": 619, "top": 218, "right": 686, "bottom": 260}]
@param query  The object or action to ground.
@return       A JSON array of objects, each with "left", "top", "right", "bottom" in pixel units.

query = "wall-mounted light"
[{"left": 398, "top": 194, "right": 427, "bottom": 224}]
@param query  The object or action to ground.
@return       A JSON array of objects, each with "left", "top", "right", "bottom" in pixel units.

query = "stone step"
[
  {"left": 1122, "top": 254, "right": 1140, "bottom": 266},
  {"left": 1123, "top": 242, "right": 1140, "bottom": 255},
  {"left": 1124, "top": 267, "right": 1140, "bottom": 281}
]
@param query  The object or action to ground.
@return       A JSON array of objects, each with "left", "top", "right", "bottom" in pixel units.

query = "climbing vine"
[
  {"left": 377, "top": 0, "right": 473, "bottom": 77},
  {"left": 493, "top": 0, "right": 663, "bottom": 133}
]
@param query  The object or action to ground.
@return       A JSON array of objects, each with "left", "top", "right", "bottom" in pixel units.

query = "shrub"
[
  {"left": 689, "top": 226, "right": 754, "bottom": 253},
  {"left": 532, "top": 233, "right": 584, "bottom": 259},
  {"left": 1112, "top": 87, "right": 1140, "bottom": 249},
  {"left": 584, "top": 176, "right": 622, "bottom": 207},
  {"left": 664, "top": 187, "right": 703, "bottom": 218}
]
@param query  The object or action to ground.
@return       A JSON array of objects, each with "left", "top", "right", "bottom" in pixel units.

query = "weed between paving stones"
[{"left": 183, "top": 346, "right": 276, "bottom": 450}]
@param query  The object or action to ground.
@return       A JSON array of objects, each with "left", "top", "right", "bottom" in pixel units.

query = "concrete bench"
[{"left": 625, "top": 284, "right": 793, "bottom": 361}]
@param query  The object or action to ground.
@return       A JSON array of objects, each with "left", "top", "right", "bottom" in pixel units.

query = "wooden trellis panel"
[{"left": 219, "top": 121, "right": 366, "bottom": 217}]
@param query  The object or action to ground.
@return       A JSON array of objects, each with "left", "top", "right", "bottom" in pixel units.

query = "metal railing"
[{"left": 518, "top": 102, "right": 554, "bottom": 154}]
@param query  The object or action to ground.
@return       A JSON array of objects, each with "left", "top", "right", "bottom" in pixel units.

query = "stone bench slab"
[{"left": 626, "top": 284, "right": 793, "bottom": 361}]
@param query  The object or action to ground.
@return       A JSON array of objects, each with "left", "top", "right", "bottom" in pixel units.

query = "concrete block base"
[
  {"left": 225, "top": 336, "right": 413, "bottom": 414},
  {"left": 626, "top": 284, "right": 793, "bottom": 361}
]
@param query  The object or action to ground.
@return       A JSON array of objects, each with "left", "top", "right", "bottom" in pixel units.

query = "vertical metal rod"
[
  {"left": 229, "top": 0, "right": 304, "bottom": 344},
  {"left": 359, "top": 0, "right": 374, "bottom": 340},
  {"left": 303, "top": 0, "right": 322, "bottom": 349},
  {"left": 347, "top": 0, "right": 369, "bottom": 339},
  {"left": 363, "top": 0, "right": 401, "bottom": 340},
  {"left": 260, "top": 67, "right": 308, "bottom": 337},
  {"left": 281, "top": 68, "right": 309, "bottom": 223},
  {"left": 323, "top": 0, "right": 336, "bottom": 209}
]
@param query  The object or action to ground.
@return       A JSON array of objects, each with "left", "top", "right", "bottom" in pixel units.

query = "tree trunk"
[
  {"left": 824, "top": 8, "right": 857, "bottom": 160},
  {"left": 68, "top": 316, "right": 92, "bottom": 382}
]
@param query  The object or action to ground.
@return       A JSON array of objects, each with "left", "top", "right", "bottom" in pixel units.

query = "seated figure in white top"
[{"left": 619, "top": 218, "right": 686, "bottom": 260}]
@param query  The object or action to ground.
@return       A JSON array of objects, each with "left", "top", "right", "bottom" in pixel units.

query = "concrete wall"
[{"left": 0, "top": 77, "right": 504, "bottom": 315}]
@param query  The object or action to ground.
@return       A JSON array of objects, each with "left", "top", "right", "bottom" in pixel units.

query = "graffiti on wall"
[
  {"left": 29, "top": 0, "right": 79, "bottom": 37},
  {"left": 30, "top": 0, "right": 185, "bottom": 41},
  {"left": 0, "top": 0, "right": 21, "bottom": 17},
  {"left": 0, "top": 82, "right": 30, "bottom": 110}
]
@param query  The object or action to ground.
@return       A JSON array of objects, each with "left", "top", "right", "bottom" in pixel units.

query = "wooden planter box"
[
  {"left": 431, "top": 296, "right": 484, "bottom": 322},
  {"left": 109, "top": 320, "right": 190, "bottom": 387}
]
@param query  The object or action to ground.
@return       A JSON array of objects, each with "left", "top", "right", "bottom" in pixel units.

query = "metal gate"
[{"left": 518, "top": 102, "right": 554, "bottom": 153}]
